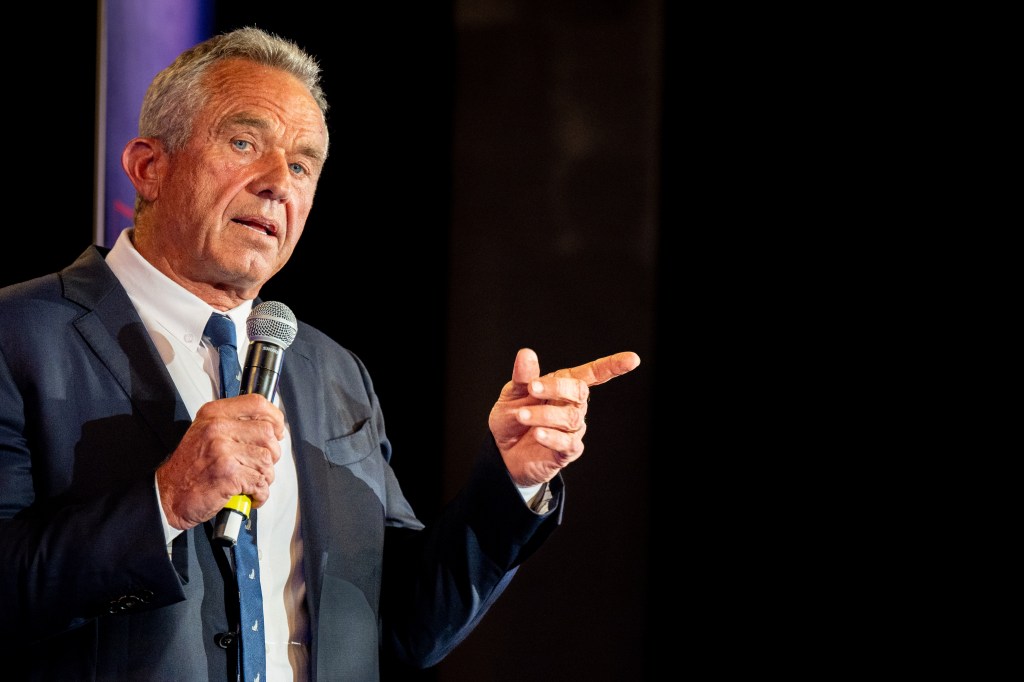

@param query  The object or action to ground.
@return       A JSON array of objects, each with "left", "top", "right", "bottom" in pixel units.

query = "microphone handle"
[
  {"left": 212, "top": 495, "right": 252, "bottom": 546},
  {"left": 240, "top": 341, "right": 285, "bottom": 400},
  {"left": 211, "top": 341, "right": 285, "bottom": 546}
]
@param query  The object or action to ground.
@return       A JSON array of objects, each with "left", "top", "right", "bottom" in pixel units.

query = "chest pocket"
[{"left": 324, "top": 420, "right": 386, "bottom": 507}]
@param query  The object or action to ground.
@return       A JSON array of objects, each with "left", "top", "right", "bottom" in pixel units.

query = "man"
[{"left": 0, "top": 27, "right": 640, "bottom": 681}]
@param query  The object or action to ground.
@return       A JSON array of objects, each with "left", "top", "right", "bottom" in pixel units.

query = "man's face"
[{"left": 145, "top": 58, "right": 327, "bottom": 301}]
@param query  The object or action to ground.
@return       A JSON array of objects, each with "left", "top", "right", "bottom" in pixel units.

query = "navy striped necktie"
[{"left": 204, "top": 313, "right": 267, "bottom": 682}]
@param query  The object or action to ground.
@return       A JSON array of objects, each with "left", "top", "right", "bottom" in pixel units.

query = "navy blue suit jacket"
[{"left": 0, "top": 246, "right": 562, "bottom": 681}]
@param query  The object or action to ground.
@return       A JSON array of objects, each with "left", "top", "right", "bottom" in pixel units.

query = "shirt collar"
[{"left": 105, "top": 228, "right": 253, "bottom": 351}]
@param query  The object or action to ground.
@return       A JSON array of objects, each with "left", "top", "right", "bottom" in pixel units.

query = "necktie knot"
[{"left": 204, "top": 313, "right": 237, "bottom": 351}]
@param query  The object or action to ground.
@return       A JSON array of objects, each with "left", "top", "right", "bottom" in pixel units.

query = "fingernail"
[
  {"left": 531, "top": 381, "right": 543, "bottom": 394},
  {"left": 518, "top": 408, "right": 531, "bottom": 422}
]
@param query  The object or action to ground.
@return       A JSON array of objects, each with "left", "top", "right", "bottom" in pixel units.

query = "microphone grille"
[{"left": 246, "top": 301, "right": 298, "bottom": 348}]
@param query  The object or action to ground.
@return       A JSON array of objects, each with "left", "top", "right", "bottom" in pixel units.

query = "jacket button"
[
  {"left": 106, "top": 596, "right": 130, "bottom": 613},
  {"left": 214, "top": 632, "right": 236, "bottom": 648}
]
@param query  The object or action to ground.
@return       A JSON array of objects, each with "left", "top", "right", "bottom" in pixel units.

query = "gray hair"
[{"left": 138, "top": 26, "right": 329, "bottom": 157}]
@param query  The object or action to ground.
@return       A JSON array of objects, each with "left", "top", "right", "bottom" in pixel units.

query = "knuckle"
[{"left": 568, "top": 406, "right": 586, "bottom": 431}]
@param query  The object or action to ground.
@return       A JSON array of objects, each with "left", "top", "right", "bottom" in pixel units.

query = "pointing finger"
[{"left": 554, "top": 351, "right": 641, "bottom": 387}]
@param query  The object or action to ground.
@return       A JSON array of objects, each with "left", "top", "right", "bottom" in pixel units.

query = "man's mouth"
[{"left": 233, "top": 218, "right": 278, "bottom": 237}]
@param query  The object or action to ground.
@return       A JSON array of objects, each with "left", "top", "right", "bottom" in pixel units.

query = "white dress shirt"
[{"left": 106, "top": 228, "right": 309, "bottom": 680}]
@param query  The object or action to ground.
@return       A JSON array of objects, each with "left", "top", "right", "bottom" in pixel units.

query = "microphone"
[{"left": 212, "top": 300, "right": 298, "bottom": 546}]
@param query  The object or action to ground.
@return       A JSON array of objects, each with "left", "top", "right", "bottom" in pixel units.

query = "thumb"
[{"left": 511, "top": 347, "right": 541, "bottom": 386}]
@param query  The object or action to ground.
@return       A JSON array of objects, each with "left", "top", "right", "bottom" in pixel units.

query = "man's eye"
[
  {"left": 233, "top": 140, "right": 251, "bottom": 151},
  {"left": 289, "top": 163, "right": 306, "bottom": 176}
]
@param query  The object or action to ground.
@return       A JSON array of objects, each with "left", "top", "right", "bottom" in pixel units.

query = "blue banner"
[{"left": 100, "top": 0, "right": 212, "bottom": 246}]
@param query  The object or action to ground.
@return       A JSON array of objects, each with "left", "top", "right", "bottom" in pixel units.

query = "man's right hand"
[{"left": 156, "top": 393, "right": 285, "bottom": 530}]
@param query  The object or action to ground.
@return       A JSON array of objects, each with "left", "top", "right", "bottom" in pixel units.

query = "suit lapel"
[
  {"left": 61, "top": 246, "right": 192, "bottom": 455},
  {"left": 274, "top": 333, "right": 332, "bottom": 617},
  {"left": 276, "top": 331, "right": 322, "bottom": 524}
]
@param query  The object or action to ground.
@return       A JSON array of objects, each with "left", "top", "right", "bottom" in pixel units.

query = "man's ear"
[{"left": 121, "top": 138, "right": 165, "bottom": 202}]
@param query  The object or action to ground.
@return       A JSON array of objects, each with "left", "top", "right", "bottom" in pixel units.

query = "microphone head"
[{"left": 247, "top": 301, "right": 298, "bottom": 348}]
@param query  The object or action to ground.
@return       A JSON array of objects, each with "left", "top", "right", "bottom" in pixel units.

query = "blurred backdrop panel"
[{"left": 439, "top": 2, "right": 660, "bottom": 680}]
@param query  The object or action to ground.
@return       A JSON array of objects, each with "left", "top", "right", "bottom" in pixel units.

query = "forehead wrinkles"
[{"left": 202, "top": 61, "right": 327, "bottom": 162}]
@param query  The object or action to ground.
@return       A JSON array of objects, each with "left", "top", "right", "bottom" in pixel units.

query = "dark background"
[{"left": 10, "top": 1, "right": 666, "bottom": 679}]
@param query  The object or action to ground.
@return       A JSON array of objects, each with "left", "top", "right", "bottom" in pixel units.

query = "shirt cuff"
[
  {"left": 518, "top": 481, "right": 553, "bottom": 514},
  {"left": 155, "top": 474, "right": 184, "bottom": 549}
]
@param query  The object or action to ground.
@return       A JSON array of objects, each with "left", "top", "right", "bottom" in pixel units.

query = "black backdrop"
[{"left": 8, "top": 2, "right": 666, "bottom": 680}]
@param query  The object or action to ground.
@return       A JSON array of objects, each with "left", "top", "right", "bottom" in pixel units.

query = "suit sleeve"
[{"left": 379, "top": 434, "right": 564, "bottom": 668}]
